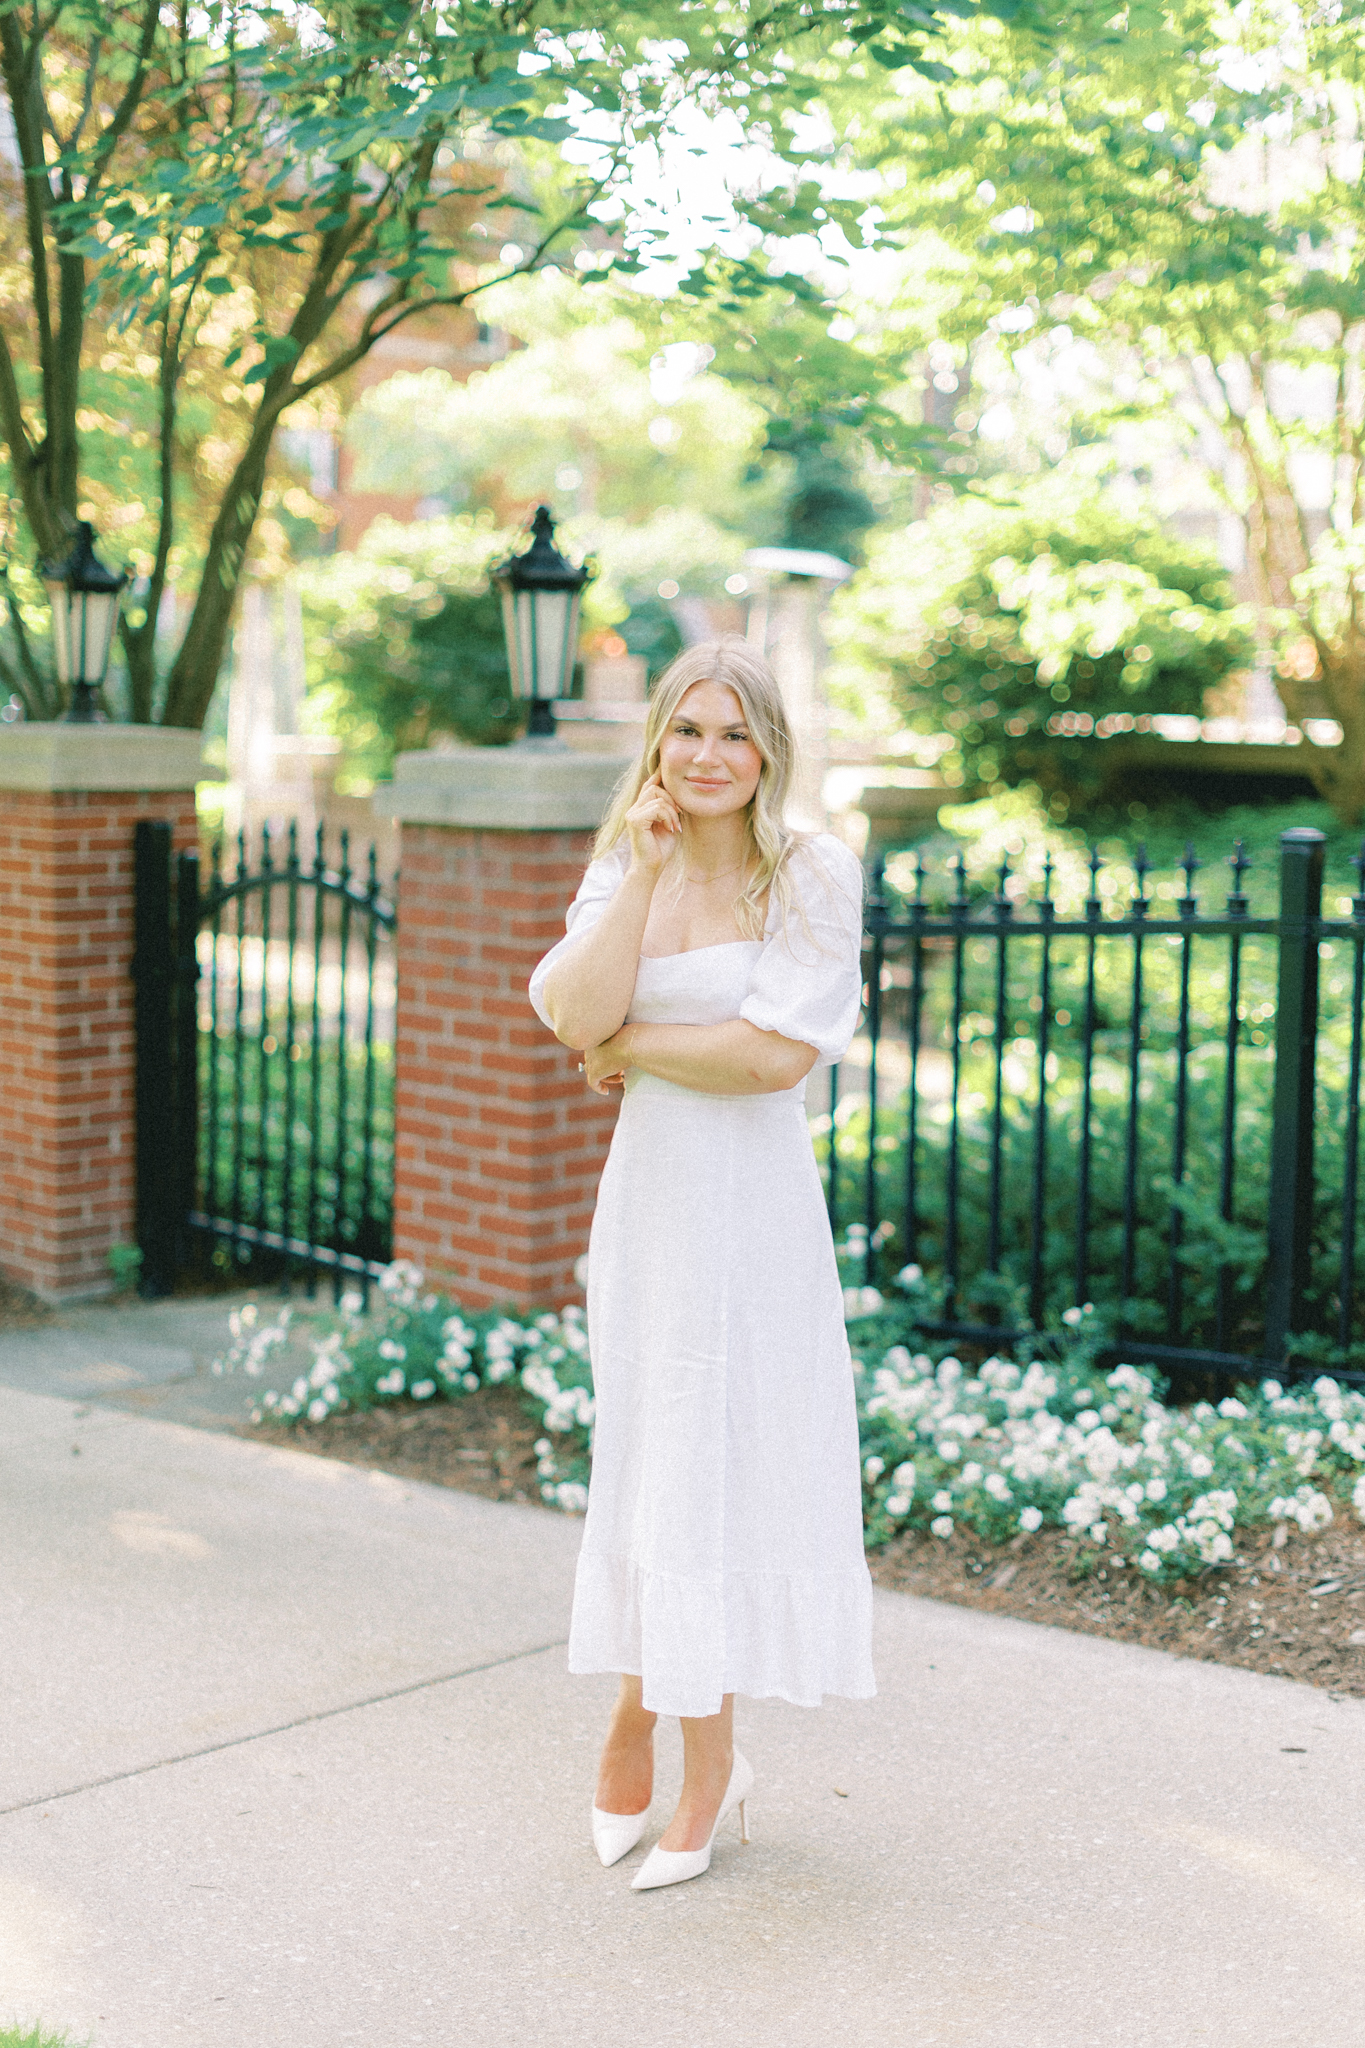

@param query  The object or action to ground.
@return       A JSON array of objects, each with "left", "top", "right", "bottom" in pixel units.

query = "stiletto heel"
[
  {"left": 631, "top": 1752, "right": 753, "bottom": 1891},
  {"left": 591, "top": 1805, "right": 650, "bottom": 1867}
]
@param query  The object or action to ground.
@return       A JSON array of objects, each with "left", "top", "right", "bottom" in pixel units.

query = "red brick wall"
[
  {"left": 0, "top": 789, "right": 199, "bottom": 1301},
  {"left": 392, "top": 823, "right": 618, "bottom": 1309}
]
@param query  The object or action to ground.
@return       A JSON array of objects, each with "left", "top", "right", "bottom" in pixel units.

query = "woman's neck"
[{"left": 679, "top": 812, "right": 750, "bottom": 881}]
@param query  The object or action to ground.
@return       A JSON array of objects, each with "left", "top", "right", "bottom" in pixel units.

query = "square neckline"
[{"left": 637, "top": 939, "right": 765, "bottom": 962}]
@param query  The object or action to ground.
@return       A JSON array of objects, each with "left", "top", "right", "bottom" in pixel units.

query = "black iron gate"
[
  {"left": 133, "top": 818, "right": 397, "bottom": 1296},
  {"left": 825, "top": 825, "right": 1365, "bottom": 1387}
]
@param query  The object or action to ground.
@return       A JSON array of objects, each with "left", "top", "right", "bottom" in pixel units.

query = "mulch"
[
  {"left": 239, "top": 1384, "right": 545, "bottom": 1504},
  {"left": 239, "top": 1392, "right": 1365, "bottom": 1697},
  {"left": 870, "top": 1522, "right": 1365, "bottom": 1697}
]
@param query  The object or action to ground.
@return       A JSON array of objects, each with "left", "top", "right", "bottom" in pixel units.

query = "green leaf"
[
  {"left": 463, "top": 80, "right": 534, "bottom": 110},
  {"left": 519, "top": 117, "right": 574, "bottom": 141}
]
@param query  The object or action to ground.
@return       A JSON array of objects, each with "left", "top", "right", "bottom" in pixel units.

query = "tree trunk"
[
  {"left": 159, "top": 418, "right": 276, "bottom": 729},
  {"left": 1283, "top": 642, "right": 1365, "bottom": 828}
]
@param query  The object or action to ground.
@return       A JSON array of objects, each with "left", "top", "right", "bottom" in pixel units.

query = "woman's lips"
[{"left": 687, "top": 777, "right": 729, "bottom": 790}]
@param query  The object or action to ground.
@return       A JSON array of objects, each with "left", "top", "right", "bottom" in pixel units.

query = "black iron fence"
[
  {"left": 130, "top": 809, "right": 1365, "bottom": 1382},
  {"left": 133, "top": 818, "right": 396, "bottom": 1295},
  {"left": 824, "top": 826, "right": 1365, "bottom": 1386}
]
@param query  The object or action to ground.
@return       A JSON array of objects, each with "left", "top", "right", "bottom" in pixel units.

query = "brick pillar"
[
  {"left": 0, "top": 726, "right": 203, "bottom": 1301},
  {"left": 383, "top": 745, "right": 634, "bottom": 1310}
]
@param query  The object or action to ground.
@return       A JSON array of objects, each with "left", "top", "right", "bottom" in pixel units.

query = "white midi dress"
[{"left": 528, "top": 832, "right": 876, "bottom": 1718}]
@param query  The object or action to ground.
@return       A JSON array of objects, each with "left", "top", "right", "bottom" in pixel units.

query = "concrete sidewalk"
[
  {"left": 3, "top": 1307, "right": 1365, "bottom": 2047},
  {"left": 0, "top": 1291, "right": 314, "bottom": 1431}
]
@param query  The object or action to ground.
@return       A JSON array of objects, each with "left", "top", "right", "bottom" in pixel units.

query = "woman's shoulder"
[
  {"left": 784, "top": 831, "right": 864, "bottom": 899},
  {"left": 581, "top": 843, "right": 630, "bottom": 890}
]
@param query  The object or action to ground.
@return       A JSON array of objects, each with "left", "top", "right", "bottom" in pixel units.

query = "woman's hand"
[
  {"left": 583, "top": 1029, "right": 636, "bottom": 1096},
  {"left": 624, "top": 774, "right": 680, "bottom": 876}
]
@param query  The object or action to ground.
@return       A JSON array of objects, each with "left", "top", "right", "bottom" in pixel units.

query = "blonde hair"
[{"left": 594, "top": 638, "right": 803, "bottom": 939}]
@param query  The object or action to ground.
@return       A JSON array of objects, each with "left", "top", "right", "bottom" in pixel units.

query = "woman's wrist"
[
  {"left": 623, "top": 852, "right": 664, "bottom": 892},
  {"left": 618, "top": 1024, "right": 640, "bottom": 1070}
]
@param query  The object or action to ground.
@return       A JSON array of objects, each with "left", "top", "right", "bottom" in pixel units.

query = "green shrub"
[{"left": 830, "top": 476, "right": 1253, "bottom": 812}]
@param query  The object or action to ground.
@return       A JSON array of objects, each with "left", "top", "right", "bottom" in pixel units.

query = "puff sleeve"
[
  {"left": 528, "top": 849, "right": 628, "bottom": 1032},
  {"left": 739, "top": 834, "right": 864, "bottom": 1066}
]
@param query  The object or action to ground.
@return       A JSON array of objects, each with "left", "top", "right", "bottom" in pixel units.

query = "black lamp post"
[
  {"left": 41, "top": 521, "right": 129, "bottom": 723},
  {"left": 493, "top": 504, "right": 592, "bottom": 741}
]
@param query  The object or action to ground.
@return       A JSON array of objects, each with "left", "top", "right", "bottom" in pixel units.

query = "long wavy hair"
[{"left": 593, "top": 638, "right": 803, "bottom": 939}]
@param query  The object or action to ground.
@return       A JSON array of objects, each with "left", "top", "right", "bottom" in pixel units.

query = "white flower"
[
  {"left": 1188, "top": 1453, "right": 1214, "bottom": 1479},
  {"left": 411, "top": 1379, "right": 436, "bottom": 1400},
  {"left": 1019, "top": 1506, "right": 1043, "bottom": 1532},
  {"left": 843, "top": 1286, "right": 884, "bottom": 1319},
  {"left": 892, "top": 1462, "right": 916, "bottom": 1487},
  {"left": 1218, "top": 1397, "right": 1247, "bottom": 1419},
  {"left": 1138, "top": 1550, "right": 1161, "bottom": 1573},
  {"left": 985, "top": 1472, "right": 1012, "bottom": 1502},
  {"left": 307, "top": 1398, "right": 329, "bottom": 1422},
  {"left": 932, "top": 1490, "right": 954, "bottom": 1512},
  {"left": 864, "top": 1456, "right": 886, "bottom": 1480},
  {"left": 930, "top": 1514, "right": 954, "bottom": 1539},
  {"left": 1088, "top": 1522, "right": 1108, "bottom": 1544},
  {"left": 1145, "top": 1478, "right": 1167, "bottom": 1502},
  {"left": 896, "top": 1264, "right": 923, "bottom": 1288},
  {"left": 961, "top": 1462, "right": 983, "bottom": 1485},
  {"left": 937, "top": 1439, "right": 961, "bottom": 1461},
  {"left": 555, "top": 1482, "right": 589, "bottom": 1514},
  {"left": 462, "top": 1372, "right": 480, "bottom": 1391},
  {"left": 1261, "top": 1380, "right": 1283, "bottom": 1400},
  {"left": 339, "top": 1290, "right": 363, "bottom": 1315},
  {"left": 885, "top": 1494, "right": 911, "bottom": 1517}
]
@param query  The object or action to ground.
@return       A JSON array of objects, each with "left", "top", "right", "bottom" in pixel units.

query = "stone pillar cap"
[
  {"left": 380, "top": 742, "right": 637, "bottom": 831},
  {"left": 0, "top": 723, "right": 207, "bottom": 791}
]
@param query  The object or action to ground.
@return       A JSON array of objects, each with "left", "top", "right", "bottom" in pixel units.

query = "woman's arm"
[
  {"left": 539, "top": 864, "right": 657, "bottom": 1052},
  {"left": 538, "top": 775, "right": 680, "bottom": 1051},
  {"left": 585, "top": 1019, "right": 817, "bottom": 1098}
]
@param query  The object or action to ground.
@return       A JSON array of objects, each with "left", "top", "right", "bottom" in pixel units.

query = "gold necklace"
[{"left": 684, "top": 863, "right": 746, "bottom": 884}]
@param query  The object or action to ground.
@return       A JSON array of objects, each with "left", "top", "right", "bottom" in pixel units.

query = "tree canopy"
[
  {"left": 848, "top": 0, "right": 1365, "bottom": 815},
  {"left": 0, "top": 0, "right": 1013, "bottom": 726}
]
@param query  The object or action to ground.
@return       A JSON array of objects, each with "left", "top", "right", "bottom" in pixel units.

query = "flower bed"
[
  {"left": 218, "top": 1264, "right": 1365, "bottom": 1584},
  {"left": 218, "top": 1261, "right": 594, "bottom": 1513}
]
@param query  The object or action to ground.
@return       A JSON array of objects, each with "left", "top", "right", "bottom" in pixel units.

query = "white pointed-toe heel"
[
  {"left": 591, "top": 1805, "right": 650, "bottom": 1867},
  {"left": 631, "top": 1751, "right": 753, "bottom": 1892}
]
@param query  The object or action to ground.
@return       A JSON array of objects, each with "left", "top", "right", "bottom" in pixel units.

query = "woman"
[{"left": 529, "top": 639, "right": 874, "bottom": 1892}]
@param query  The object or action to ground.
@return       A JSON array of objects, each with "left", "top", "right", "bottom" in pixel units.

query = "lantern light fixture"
[
  {"left": 493, "top": 504, "right": 592, "bottom": 741},
  {"left": 41, "top": 521, "right": 129, "bottom": 723}
]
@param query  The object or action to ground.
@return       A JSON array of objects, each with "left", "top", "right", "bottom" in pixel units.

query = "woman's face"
[{"left": 656, "top": 680, "right": 764, "bottom": 822}]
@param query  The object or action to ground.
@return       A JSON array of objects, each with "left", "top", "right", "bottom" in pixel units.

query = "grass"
[{"left": 0, "top": 2024, "right": 88, "bottom": 2048}]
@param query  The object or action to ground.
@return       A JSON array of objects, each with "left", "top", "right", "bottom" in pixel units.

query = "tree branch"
[
  {"left": 0, "top": 565, "right": 57, "bottom": 718},
  {"left": 0, "top": 323, "right": 62, "bottom": 556},
  {"left": 0, "top": 4, "right": 57, "bottom": 469}
]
